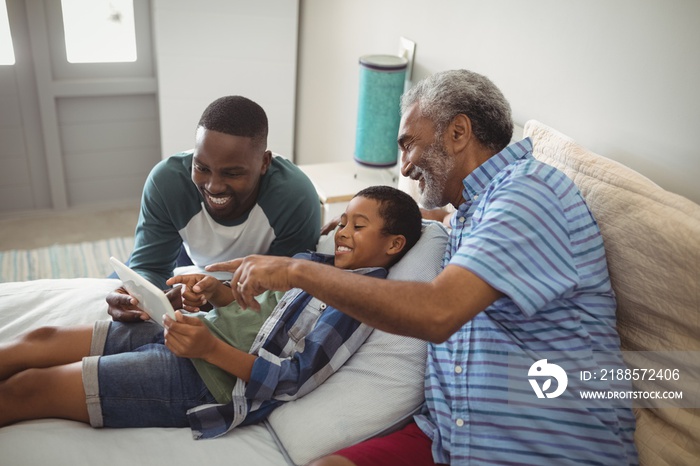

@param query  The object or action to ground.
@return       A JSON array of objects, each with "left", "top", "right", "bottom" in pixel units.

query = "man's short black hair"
[
  {"left": 197, "top": 95, "right": 268, "bottom": 148},
  {"left": 354, "top": 186, "right": 423, "bottom": 265}
]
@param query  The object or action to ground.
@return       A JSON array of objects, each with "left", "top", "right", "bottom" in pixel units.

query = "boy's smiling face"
[{"left": 334, "top": 196, "right": 403, "bottom": 270}]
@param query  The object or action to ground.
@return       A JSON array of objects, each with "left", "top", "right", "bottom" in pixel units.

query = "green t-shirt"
[{"left": 191, "top": 290, "right": 286, "bottom": 404}]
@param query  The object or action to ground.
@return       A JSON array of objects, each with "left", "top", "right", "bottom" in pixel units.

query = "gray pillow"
[{"left": 267, "top": 221, "right": 448, "bottom": 465}]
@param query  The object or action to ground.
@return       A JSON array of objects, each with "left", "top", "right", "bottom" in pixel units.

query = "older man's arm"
[{"left": 207, "top": 256, "right": 502, "bottom": 343}]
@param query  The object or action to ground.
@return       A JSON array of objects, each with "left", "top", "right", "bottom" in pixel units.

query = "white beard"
[{"left": 415, "top": 141, "right": 455, "bottom": 210}]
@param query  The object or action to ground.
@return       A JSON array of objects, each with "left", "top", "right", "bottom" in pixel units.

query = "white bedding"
[
  {"left": 0, "top": 278, "right": 290, "bottom": 466},
  {"left": 2, "top": 420, "right": 287, "bottom": 466},
  {"left": 0, "top": 221, "right": 449, "bottom": 465},
  {"left": 6, "top": 120, "right": 699, "bottom": 465}
]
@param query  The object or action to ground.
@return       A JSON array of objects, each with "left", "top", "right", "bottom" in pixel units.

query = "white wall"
[
  {"left": 296, "top": 0, "right": 700, "bottom": 204},
  {"left": 153, "top": 0, "right": 298, "bottom": 159}
]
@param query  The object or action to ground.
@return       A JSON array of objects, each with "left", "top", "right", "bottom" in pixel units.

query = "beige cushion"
[{"left": 524, "top": 120, "right": 700, "bottom": 465}]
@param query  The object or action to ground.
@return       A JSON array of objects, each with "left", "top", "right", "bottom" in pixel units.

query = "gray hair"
[{"left": 401, "top": 70, "right": 513, "bottom": 152}]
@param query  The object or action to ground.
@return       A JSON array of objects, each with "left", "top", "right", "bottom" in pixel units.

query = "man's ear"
[
  {"left": 386, "top": 235, "right": 408, "bottom": 257},
  {"left": 260, "top": 150, "right": 273, "bottom": 175},
  {"left": 447, "top": 113, "right": 472, "bottom": 154}
]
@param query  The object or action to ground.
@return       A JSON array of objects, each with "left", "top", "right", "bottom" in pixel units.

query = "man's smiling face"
[
  {"left": 191, "top": 127, "right": 271, "bottom": 222},
  {"left": 398, "top": 103, "right": 456, "bottom": 210}
]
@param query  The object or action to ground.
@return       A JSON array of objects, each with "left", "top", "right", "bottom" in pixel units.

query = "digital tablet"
[{"left": 109, "top": 257, "right": 176, "bottom": 326}]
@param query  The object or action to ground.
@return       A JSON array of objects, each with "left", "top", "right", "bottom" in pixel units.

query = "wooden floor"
[{"left": 0, "top": 202, "right": 140, "bottom": 251}]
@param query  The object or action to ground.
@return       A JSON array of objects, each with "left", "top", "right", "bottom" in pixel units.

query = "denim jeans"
[{"left": 82, "top": 320, "right": 216, "bottom": 428}]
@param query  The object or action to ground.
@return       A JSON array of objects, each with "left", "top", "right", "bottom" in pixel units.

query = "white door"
[{"left": 1, "top": 0, "right": 160, "bottom": 213}]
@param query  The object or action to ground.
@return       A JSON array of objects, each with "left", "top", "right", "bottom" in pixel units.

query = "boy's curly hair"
[{"left": 354, "top": 186, "right": 422, "bottom": 264}]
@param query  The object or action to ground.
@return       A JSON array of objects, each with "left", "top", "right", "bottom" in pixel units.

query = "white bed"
[
  {"left": 3, "top": 119, "right": 699, "bottom": 465},
  {"left": 0, "top": 222, "right": 449, "bottom": 466}
]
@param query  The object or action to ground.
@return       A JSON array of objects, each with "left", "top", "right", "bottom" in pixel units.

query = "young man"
[
  {"left": 0, "top": 186, "right": 422, "bottom": 440},
  {"left": 107, "top": 95, "right": 320, "bottom": 321},
  {"left": 206, "top": 70, "right": 639, "bottom": 465}
]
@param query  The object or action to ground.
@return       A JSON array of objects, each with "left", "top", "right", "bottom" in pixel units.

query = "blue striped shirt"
[
  {"left": 186, "top": 252, "right": 385, "bottom": 439},
  {"left": 415, "top": 139, "right": 638, "bottom": 465}
]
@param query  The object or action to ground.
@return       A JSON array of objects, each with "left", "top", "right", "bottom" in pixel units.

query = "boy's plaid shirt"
[{"left": 187, "top": 252, "right": 387, "bottom": 439}]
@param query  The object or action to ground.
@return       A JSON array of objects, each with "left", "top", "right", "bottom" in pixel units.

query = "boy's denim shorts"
[{"left": 82, "top": 320, "right": 217, "bottom": 428}]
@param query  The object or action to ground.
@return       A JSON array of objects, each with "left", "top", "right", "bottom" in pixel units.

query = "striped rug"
[{"left": 0, "top": 237, "right": 134, "bottom": 283}]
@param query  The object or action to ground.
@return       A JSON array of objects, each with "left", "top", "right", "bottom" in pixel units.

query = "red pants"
[{"left": 334, "top": 421, "right": 445, "bottom": 466}]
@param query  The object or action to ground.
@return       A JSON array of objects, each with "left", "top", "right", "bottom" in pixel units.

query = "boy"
[{"left": 0, "top": 186, "right": 422, "bottom": 440}]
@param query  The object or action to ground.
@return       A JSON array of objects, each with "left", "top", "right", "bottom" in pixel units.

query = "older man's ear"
[{"left": 447, "top": 113, "right": 472, "bottom": 152}]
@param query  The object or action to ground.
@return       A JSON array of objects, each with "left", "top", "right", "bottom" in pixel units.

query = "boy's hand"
[
  {"left": 167, "top": 274, "right": 208, "bottom": 310},
  {"left": 206, "top": 255, "right": 295, "bottom": 311},
  {"left": 163, "top": 311, "right": 217, "bottom": 359},
  {"left": 166, "top": 274, "right": 230, "bottom": 310},
  {"left": 164, "top": 285, "right": 183, "bottom": 310}
]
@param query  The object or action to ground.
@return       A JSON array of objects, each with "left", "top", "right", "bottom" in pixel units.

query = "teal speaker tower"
[{"left": 354, "top": 55, "right": 408, "bottom": 168}]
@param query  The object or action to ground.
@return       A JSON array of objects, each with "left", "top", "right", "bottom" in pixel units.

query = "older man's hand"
[{"left": 206, "top": 255, "right": 296, "bottom": 310}]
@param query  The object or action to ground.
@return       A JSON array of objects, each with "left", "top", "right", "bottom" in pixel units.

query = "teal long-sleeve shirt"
[{"left": 129, "top": 152, "right": 321, "bottom": 289}]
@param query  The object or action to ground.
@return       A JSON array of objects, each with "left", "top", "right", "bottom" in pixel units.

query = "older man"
[{"left": 209, "top": 70, "right": 638, "bottom": 465}]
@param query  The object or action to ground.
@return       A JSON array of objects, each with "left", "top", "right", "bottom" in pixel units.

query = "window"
[
  {"left": 61, "top": 0, "right": 137, "bottom": 63},
  {"left": 0, "top": 0, "right": 14, "bottom": 65}
]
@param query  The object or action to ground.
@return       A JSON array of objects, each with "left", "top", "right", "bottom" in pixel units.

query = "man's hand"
[
  {"left": 163, "top": 311, "right": 217, "bottom": 359},
  {"left": 107, "top": 286, "right": 185, "bottom": 322},
  {"left": 206, "top": 255, "right": 297, "bottom": 311},
  {"left": 106, "top": 287, "right": 148, "bottom": 322}
]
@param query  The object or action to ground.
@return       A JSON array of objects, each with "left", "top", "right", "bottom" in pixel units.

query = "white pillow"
[{"left": 267, "top": 221, "right": 448, "bottom": 465}]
